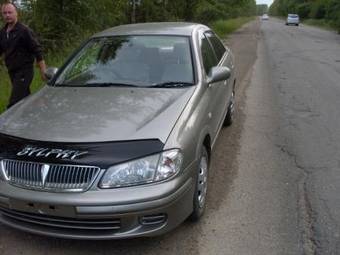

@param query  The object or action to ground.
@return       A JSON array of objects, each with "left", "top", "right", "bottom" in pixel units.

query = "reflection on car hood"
[{"left": 0, "top": 86, "right": 195, "bottom": 143}]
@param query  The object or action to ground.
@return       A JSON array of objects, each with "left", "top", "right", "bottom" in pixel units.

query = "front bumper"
[{"left": 0, "top": 172, "right": 195, "bottom": 239}]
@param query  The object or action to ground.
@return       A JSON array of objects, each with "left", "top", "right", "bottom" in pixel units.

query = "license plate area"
[{"left": 9, "top": 199, "right": 76, "bottom": 218}]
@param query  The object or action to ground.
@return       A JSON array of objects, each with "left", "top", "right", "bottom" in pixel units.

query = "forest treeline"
[
  {"left": 269, "top": 0, "right": 340, "bottom": 32},
  {"left": 0, "top": 0, "right": 256, "bottom": 52},
  {"left": 256, "top": 4, "right": 268, "bottom": 15}
]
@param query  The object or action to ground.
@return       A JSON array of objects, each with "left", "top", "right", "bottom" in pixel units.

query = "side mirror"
[
  {"left": 207, "top": 66, "right": 231, "bottom": 84},
  {"left": 45, "top": 67, "right": 58, "bottom": 80}
]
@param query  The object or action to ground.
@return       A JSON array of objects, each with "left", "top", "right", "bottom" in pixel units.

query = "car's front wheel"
[{"left": 190, "top": 146, "right": 209, "bottom": 221}]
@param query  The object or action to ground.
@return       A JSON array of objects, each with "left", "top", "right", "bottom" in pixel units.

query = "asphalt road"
[
  {"left": 1, "top": 19, "right": 340, "bottom": 255},
  {"left": 259, "top": 18, "right": 340, "bottom": 255}
]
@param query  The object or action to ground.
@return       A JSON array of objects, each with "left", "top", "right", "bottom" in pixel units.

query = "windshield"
[
  {"left": 288, "top": 14, "right": 299, "bottom": 18},
  {"left": 55, "top": 35, "right": 194, "bottom": 87}
]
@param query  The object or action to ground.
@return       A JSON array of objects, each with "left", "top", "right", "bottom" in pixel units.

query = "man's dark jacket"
[{"left": 0, "top": 22, "right": 43, "bottom": 72}]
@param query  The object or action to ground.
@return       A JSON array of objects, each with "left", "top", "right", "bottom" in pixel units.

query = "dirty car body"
[{"left": 0, "top": 22, "right": 236, "bottom": 239}]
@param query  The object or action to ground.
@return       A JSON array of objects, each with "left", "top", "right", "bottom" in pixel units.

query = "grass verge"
[
  {"left": 0, "top": 66, "right": 11, "bottom": 113},
  {"left": 303, "top": 19, "right": 336, "bottom": 31},
  {"left": 210, "top": 16, "right": 255, "bottom": 38}
]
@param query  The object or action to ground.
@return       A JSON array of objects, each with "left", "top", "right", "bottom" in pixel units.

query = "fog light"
[{"left": 140, "top": 213, "right": 167, "bottom": 225}]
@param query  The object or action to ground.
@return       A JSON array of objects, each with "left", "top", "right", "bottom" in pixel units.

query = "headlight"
[{"left": 99, "top": 149, "right": 183, "bottom": 189}]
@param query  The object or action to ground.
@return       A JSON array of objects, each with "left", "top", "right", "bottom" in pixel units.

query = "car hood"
[{"left": 0, "top": 86, "right": 195, "bottom": 143}]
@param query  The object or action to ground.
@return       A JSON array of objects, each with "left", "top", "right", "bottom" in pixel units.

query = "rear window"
[{"left": 288, "top": 14, "right": 299, "bottom": 18}]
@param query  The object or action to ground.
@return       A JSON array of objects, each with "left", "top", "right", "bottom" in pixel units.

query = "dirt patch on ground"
[{"left": 224, "top": 19, "right": 260, "bottom": 96}]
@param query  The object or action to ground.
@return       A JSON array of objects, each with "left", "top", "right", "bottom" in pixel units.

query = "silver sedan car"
[
  {"left": 286, "top": 14, "right": 300, "bottom": 26},
  {"left": 0, "top": 22, "right": 236, "bottom": 239}
]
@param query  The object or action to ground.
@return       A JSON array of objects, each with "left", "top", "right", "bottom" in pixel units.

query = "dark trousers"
[{"left": 7, "top": 68, "right": 34, "bottom": 108}]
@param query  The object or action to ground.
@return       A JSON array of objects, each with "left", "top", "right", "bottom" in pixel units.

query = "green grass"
[
  {"left": 0, "top": 66, "right": 11, "bottom": 113},
  {"left": 210, "top": 16, "right": 255, "bottom": 38},
  {"left": 303, "top": 19, "right": 337, "bottom": 32}
]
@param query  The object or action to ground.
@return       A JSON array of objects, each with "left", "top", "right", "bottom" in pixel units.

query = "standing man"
[{"left": 0, "top": 2, "right": 46, "bottom": 108}]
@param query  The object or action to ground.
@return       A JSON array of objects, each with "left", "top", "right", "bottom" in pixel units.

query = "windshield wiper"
[
  {"left": 150, "top": 82, "right": 194, "bottom": 88},
  {"left": 53, "top": 82, "right": 138, "bottom": 87},
  {"left": 85, "top": 83, "right": 139, "bottom": 87}
]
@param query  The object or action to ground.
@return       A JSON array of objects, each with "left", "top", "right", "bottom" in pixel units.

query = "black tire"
[
  {"left": 190, "top": 146, "right": 209, "bottom": 222},
  {"left": 223, "top": 90, "right": 235, "bottom": 126}
]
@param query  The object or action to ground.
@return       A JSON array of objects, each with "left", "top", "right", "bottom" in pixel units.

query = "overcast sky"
[{"left": 256, "top": 0, "right": 273, "bottom": 7}]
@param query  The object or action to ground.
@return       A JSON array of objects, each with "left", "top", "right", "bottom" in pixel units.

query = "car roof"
[{"left": 92, "top": 22, "right": 208, "bottom": 38}]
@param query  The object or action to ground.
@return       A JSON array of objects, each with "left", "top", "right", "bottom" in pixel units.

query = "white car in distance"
[{"left": 286, "top": 14, "right": 300, "bottom": 26}]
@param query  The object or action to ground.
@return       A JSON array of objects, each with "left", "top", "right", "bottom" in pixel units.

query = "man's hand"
[{"left": 37, "top": 60, "right": 47, "bottom": 81}]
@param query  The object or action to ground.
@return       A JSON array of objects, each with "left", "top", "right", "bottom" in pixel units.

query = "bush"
[
  {"left": 194, "top": 3, "right": 225, "bottom": 25},
  {"left": 296, "top": 3, "right": 311, "bottom": 19},
  {"left": 309, "top": 0, "right": 327, "bottom": 19},
  {"left": 325, "top": 0, "right": 340, "bottom": 33}
]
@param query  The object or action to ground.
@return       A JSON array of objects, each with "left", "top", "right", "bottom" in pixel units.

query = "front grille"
[
  {"left": 0, "top": 207, "right": 121, "bottom": 231},
  {"left": 1, "top": 159, "right": 100, "bottom": 192}
]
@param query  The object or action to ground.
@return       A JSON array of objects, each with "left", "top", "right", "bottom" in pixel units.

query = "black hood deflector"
[{"left": 0, "top": 133, "right": 164, "bottom": 169}]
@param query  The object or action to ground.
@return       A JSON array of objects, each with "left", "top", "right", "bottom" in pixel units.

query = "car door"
[
  {"left": 199, "top": 31, "right": 230, "bottom": 141},
  {"left": 205, "top": 31, "right": 233, "bottom": 122}
]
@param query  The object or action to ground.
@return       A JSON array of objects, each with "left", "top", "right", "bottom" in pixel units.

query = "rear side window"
[
  {"left": 205, "top": 31, "right": 226, "bottom": 62},
  {"left": 200, "top": 34, "right": 218, "bottom": 75}
]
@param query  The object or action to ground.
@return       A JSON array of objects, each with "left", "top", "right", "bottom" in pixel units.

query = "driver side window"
[{"left": 200, "top": 33, "right": 218, "bottom": 75}]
